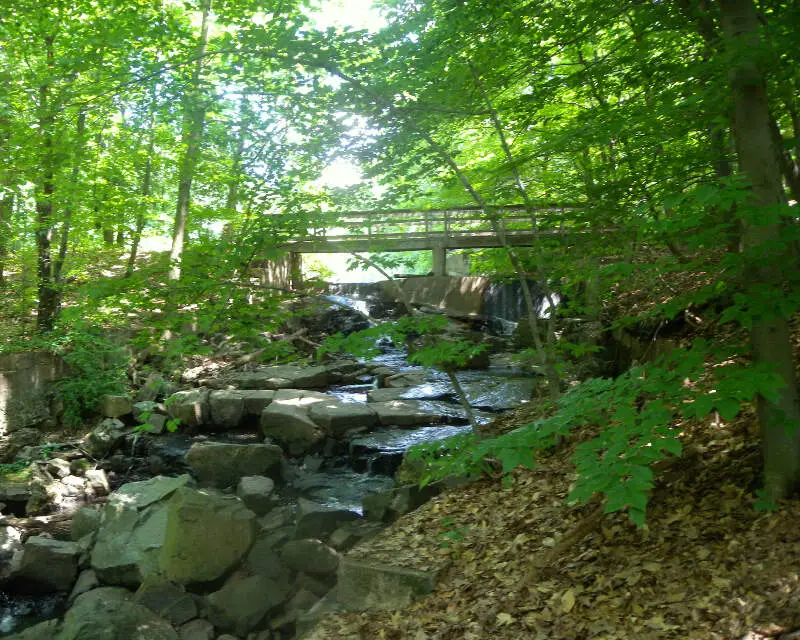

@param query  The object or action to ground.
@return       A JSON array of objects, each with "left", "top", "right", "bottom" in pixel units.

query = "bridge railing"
[{"left": 300, "top": 205, "right": 577, "bottom": 242}]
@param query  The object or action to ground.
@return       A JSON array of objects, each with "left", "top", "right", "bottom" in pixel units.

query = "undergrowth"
[{"left": 407, "top": 339, "right": 783, "bottom": 525}]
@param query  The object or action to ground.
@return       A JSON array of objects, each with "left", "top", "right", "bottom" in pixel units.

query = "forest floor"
[
  {"left": 310, "top": 400, "right": 800, "bottom": 640},
  {"left": 310, "top": 264, "right": 800, "bottom": 640}
]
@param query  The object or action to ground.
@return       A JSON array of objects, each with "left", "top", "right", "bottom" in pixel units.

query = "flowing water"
[{"left": 0, "top": 294, "right": 542, "bottom": 635}]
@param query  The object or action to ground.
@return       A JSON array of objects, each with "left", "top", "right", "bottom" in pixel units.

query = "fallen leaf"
[
  {"left": 496, "top": 612, "right": 515, "bottom": 626},
  {"left": 561, "top": 588, "right": 576, "bottom": 613}
]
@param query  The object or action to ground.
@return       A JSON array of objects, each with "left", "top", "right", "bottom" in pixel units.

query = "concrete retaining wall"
[
  {"left": 379, "top": 276, "right": 491, "bottom": 318},
  {"left": 0, "top": 351, "right": 66, "bottom": 434}
]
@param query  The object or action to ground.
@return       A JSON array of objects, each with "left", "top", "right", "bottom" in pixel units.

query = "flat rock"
[
  {"left": 226, "top": 365, "right": 330, "bottom": 390},
  {"left": 308, "top": 400, "right": 378, "bottom": 435},
  {"left": 0, "top": 482, "right": 31, "bottom": 502},
  {"left": 177, "top": 619, "right": 214, "bottom": 640},
  {"left": 366, "top": 387, "right": 408, "bottom": 403},
  {"left": 185, "top": 442, "right": 283, "bottom": 488},
  {"left": 336, "top": 557, "right": 437, "bottom": 610},
  {"left": 384, "top": 371, "right": 426, "bottom": 388},
  {"left": 114, "top": 474, "right": 193, "bottom": 509},
  {"left": 371, "top": 399, "right": 440, "bottom": 427},
  {"left": 257, "top": 505, "right": 294, "bottom": 532},
  {"left": 242, "top": 390, "right": 275, "bottom": 416}
]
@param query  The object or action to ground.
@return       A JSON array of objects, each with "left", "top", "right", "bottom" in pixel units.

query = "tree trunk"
[
  {"left": 169, "top": 0, "right": 213, "bottom": 282},
  {"left": 225, "top": 95, "right": 250, "bottom": 215},
  {"left": 0, "top": 189, "right": 11, "bottom": 287},
  {"left": 35, "top": 35, "right": 58, "bottom": 333},
  {"left": 127, "top": 87, "right": 158, "bottom": 277},
  {"left": 53, "top": 110, "right": 86, "bottom": 288},
  {"left": 721, "top": 0, "right": 800, "bottom": 501}
]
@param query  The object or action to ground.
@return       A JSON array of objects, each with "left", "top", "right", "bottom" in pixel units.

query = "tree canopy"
[{"left": 1, "top": 0, "right": 799, "bottom": 510}]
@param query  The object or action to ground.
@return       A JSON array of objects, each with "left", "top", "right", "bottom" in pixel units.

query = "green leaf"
[
  {"left": 628, "top": 507, "right": 647, "bottom": 528},
  {"left": 716, "top": 397, "right": 740, "bottom": 421}
]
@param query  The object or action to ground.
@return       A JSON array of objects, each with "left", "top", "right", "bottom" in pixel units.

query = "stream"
[
  {"left": 142, "top": 344, "right": 536, "bottom": 515},
  {"left": 0, "top": 301, "right": 539, "bottom": 636}
]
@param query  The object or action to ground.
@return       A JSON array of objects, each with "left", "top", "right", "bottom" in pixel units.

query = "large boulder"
[
  {"left": 241, "top": 390, "right": 275, "bottom": 417},
  {"left": 60, "top": 587, "right": 178, "bottom": 640},
  {"left": 245, "top": 537, "right": 290, "bottom": 582},
  {"left": 280, "top": 539, "right": 339, "bottom": 577},
  {"left": 86, "top": 418, "right": 127, "bottom": 457},
  {"left": 4, "top": 620, "right": 62, "bottom": 640},
  {"left": 362, "top": 484, "right": 444, "bottom": 523},
  {"left": 166, "top": 389, "right": 210, "bottom": 428},
  {"left": 0, "top": 525, "right": 22, "bottom": 581},
  {"left": 236, "top": 475, "right": 275, "bottom": 515},
  {"left": 91, "top": 475, "right": 192, "bottom": 587},
  {"left": 260, "top": 391, "right": 328, "bottom": 455},
  {"left": 101, "top": 395, "right": 133, "bottom": 419},
  {"left": 294, "top": 499, "right": 359, "bottom": 540},
  {"left": 17, "top": 536, "right": 80, "bottom": 592},
  {"left": 206, "top": 574, "right": 291, "bottom": 636},
  {"left": 134, "top": 577, "right": 197, "bottom": 626},
  {"left": 185, "top": 442, "right": 283, "bottom": 488},
  {"left": 208, "top": 390, "right": 245, "bottom": 428},
  {"left": 159, "top": 487, "right": 256, "bottom": 584},
  {"left": 308, "top": 400, "right": 378, "bottom": 436}
]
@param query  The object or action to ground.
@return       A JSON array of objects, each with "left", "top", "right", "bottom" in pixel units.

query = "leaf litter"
[{"left": 309, "top": 399, "right": 800, "bottom": 640}]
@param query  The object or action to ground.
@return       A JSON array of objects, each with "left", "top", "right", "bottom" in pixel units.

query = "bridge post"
[
  {"left": 432, "top": 245, "right": 447, "bottom": 276},
  {"left": 289, "top": 252, "right": 303, "bottom": 290}
]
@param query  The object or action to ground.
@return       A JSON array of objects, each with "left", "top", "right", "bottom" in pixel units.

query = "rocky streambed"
[{"left": 0, "top": 343, "right": 537, "bottom": 640}]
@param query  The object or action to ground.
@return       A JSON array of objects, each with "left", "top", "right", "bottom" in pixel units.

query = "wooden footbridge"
[{"left": 276, "top": 204, "right": 582, "bottom": 275}]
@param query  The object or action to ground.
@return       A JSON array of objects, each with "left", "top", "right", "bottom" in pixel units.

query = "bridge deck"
[{"left": 277, "top": 205, "right": 584, "bottom": 253}]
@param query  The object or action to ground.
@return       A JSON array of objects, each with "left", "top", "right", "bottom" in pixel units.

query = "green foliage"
[
  {"left": 437, "top": 517, "right": 470, "bottom": 549},
  {"left": 319, "top": 315, "right": 448, "bottom": 360},
  {"left": 408, "top": 340, "right": 785, "bottom": 526},
  {"left": 0, "top": 459, "right": 32, "bottom": 481},
  {"left": 134, "top": 413, "right": 181, "bottom": 435},
  {"left": 320, "top": 314, "right": 486, "bottom": 371},
  {"left": 52, "top": 326, "right": 129, "bottom": 427}
]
